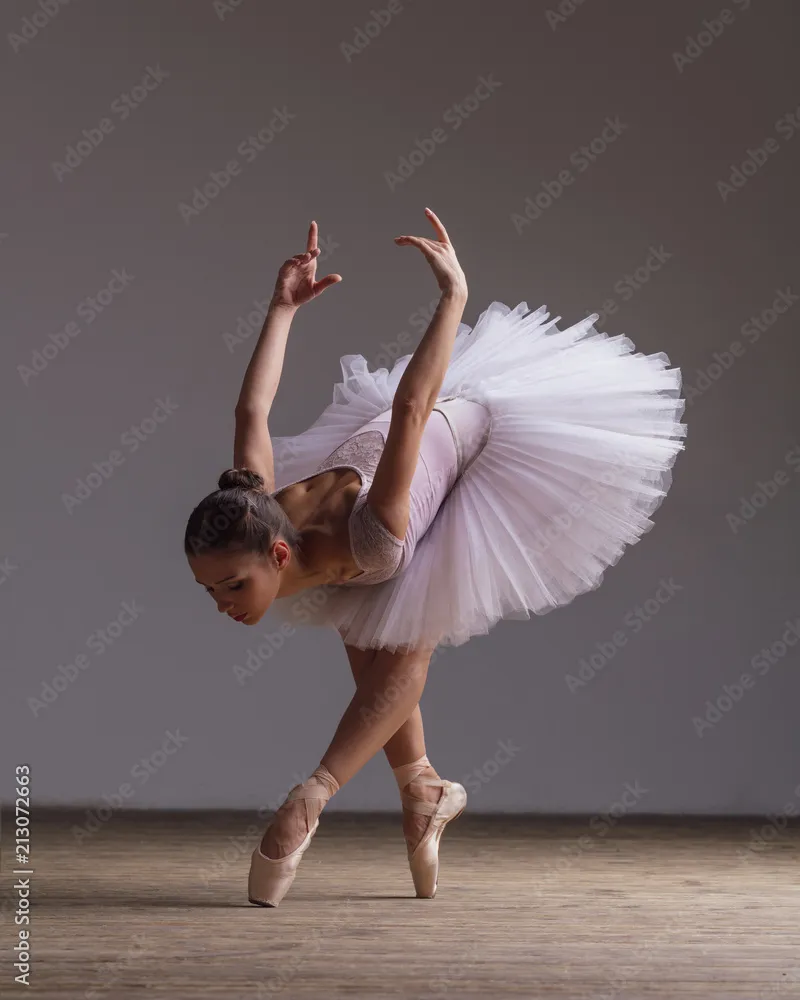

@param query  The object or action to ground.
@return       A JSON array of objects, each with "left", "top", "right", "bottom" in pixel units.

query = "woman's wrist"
[
  {"left": 268, "top": 295, "right": 299, "bottom": 315},
  {"left": 441, "top": 284, "right": 468, "bottom": 305}
]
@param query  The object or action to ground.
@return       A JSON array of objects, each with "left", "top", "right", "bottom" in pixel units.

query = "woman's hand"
[
  {"left": 271, "top": 221, "right": 342, "bottom": 310},
  {"left": 394, "top": 208, "right": 467, "bottom": 298}
]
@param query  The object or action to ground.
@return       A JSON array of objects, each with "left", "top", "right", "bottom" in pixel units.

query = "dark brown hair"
[{"left": 184, "top": 468, "right": 301, "bottom": 559}]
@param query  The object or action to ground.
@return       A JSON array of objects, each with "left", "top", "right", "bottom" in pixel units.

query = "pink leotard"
[{"left": 275, "top": 396, "right": 492, "bottom": 586}]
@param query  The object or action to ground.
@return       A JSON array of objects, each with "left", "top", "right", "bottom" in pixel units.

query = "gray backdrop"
[{"left": 2, "top": 0, "right": 798, "bottom": 817}]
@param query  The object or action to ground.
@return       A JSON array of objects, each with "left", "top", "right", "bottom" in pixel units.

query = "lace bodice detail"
[
  {"left": 344, "top": 494, "right": 405, "bottom": 585},
  {"left": 316, "top": 430, "right": 385, "bottom": 477}
]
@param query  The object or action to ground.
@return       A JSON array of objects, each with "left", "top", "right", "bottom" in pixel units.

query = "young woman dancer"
[{"left": 185, "top": 209, "right": 686, "bottom": 906}]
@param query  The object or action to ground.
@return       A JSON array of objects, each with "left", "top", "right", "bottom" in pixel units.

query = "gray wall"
[{"left": 2, "top": 0, "right": 798, "bottom": 816}]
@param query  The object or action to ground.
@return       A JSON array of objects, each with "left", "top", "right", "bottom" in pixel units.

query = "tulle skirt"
[{"left": 268, "top": 300, "right": 687, "bottom": 653}]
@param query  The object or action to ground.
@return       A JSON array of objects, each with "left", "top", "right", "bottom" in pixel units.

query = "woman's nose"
[{"left": 217, "top": 600, "right": 233, "bottom": 613}]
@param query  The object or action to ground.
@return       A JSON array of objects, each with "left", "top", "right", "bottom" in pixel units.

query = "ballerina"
[{"left": 185, "top": 208, "right": 686, "bottom": 906}]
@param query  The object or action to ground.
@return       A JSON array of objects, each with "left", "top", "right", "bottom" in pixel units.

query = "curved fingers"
[
  {"left": 397, "top": 235, "right": 439, "bottom": 259},
  {"left": 425, "top": 208, "right": 451, "bottom": 245}
]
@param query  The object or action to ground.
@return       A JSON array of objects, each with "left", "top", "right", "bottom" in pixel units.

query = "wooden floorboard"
[{"left": 2, "top": 810, "right": 799, "bottom": 998}]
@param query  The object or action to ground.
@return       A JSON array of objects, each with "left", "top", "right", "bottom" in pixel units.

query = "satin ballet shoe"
[
  {"left": 393, "top": 754, "right": 467, "bottom": 899},
  {"left": 248, "top": 764, "right": 339, "bottom": 907}
]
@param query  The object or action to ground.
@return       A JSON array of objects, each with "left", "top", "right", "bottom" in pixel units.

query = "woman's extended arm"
[
  {"left": 362, "top": 210, "right": 468, "bottom": 541},
  {"left": 232, "top": 222, "right": 341, "bottom": 485},
  {"left": 236, "top": 221, "right": 341, "bottom": 413},
  {"left": 392, "top": 289, "right": 467, "bottom": 416},
  {"left": 235, "top": 301, "right": 298, "bottom": 415},
  {"left": 392, "top": 208, "right": 468, "bottom": 416},
  {"left": 233, "top": 303, "right": 297, "bottom": 492}
]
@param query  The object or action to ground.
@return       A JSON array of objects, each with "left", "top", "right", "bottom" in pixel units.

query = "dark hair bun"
[{"left": 218, "top": 467, "right": 266, "bottom": 492}]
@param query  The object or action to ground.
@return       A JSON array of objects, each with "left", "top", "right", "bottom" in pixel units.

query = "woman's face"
[{"left": 188, "top": 546, "right": 286, "bottom": 625}]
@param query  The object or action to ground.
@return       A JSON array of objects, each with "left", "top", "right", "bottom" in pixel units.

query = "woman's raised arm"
[
  {"left": 235, "top": 300, "right": 298, "bottom": 415},
  {"left": 392, "top": 209, "right": 467, "bottom": 415},
  {"left": 235, "top": 221, "right": 341, "bottom": 414},
  {"left": 233, "top": 222, "right": 341, "bottom": 486}
]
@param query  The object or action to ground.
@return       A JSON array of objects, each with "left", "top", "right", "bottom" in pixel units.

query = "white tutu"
[{"left": 268, "top": 300, "right": 686, "bottom": 653}]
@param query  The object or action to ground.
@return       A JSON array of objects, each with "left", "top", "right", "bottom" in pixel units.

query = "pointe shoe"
[
  {"left": 248, "top": 764, "right": 339, "bottom": 907},
  {"left": 393, "top": 754, "right": 467, "bottom": 899}
]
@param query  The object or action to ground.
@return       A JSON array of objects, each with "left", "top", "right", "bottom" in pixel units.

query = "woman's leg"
[
  {"left": 342, "top": 644, "right": 443, "bottom": 852},
  {"left": 342, "top": 644, "right": 420, "bottom": 758},
  {"left": 320, "top": 642, "right": 434, "bottom": 783},
  {"left": 261, "top": 642, "right": 436, "bottom": 859}
]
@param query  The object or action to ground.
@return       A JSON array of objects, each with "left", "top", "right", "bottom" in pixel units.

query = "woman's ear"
[{"left": 272, "top": 538, "right": 292, "bottom": 571}]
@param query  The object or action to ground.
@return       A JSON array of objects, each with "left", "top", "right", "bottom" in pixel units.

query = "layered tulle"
[{"left": 268, "top": 301, "right": 687, "bottom": 653}]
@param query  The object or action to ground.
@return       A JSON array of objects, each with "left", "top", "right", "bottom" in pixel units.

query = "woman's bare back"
[{"left": 275, "top": 469, "right": 365, "bottom": 583}]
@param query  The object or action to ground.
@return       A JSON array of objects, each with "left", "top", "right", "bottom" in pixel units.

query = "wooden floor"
[{"left": 4, "top": 810, "right": 799, "bottom": 998}]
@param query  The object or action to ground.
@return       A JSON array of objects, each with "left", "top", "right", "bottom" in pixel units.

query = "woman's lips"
[{"left": 232, "top": 613, "right": 247, "bottom": 622}]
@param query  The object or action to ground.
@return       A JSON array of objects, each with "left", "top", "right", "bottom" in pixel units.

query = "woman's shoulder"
[
  {"left": 316, "top": 429, "right": 386, "bottom": 478},
  {"left": 343, "top": 498, "right": 405, "bottom": 586}
]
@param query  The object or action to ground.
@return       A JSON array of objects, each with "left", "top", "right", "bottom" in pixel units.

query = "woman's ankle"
[
  {"left": 311, "top": 763, "right": 340, "bottom": 799},
  {"left": 392, "top": 752, "right": 434, "bottom": 791},
  {"left": 404, "top": 767, "right": 442, "bottom": 799},
  {"left": 410, "top": 764, "right": 441, "bottom": 784},
  {"left": 260, "top": 766, "right": 338, "bottom": 859}
]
